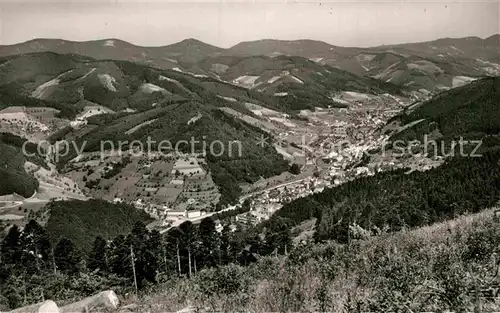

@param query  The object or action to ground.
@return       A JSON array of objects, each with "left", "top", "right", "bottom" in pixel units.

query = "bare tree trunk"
[
  {"left": 130, "top": 245, "right": 138, "bottom": 295},
  {"left": 104, "top": 247, "right": 109, "bottom": 271},
  {"left": 218, "top": 237, "right": 222, "bottom": 265},
  {"left": 51, "top": 247, "right": 57, "bottom": 275}
]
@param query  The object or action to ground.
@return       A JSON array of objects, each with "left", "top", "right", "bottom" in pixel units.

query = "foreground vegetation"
[
  {"left": 3, "top": 201, "right": 500, "bottom": 312},
  {"left": 124, "top": 209, "right": 500, "bottom": 312}
]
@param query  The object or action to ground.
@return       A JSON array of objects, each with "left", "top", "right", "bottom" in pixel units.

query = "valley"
[{"left": 0, "top": 19, "right": 500, "bottom": 312}]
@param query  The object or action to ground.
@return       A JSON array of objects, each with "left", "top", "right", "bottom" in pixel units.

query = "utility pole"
[
  {"left": 51, "top": 247, "right": 57, "bottom": 275},
  {"left": 188, "top": 246, "right": 192, "bottom": 277},
  {"left": 176, "top": 241, "right": 181, "bottom": 275},
  {"left": 130, "top": 245, "right": 138, "bottom": 296}
]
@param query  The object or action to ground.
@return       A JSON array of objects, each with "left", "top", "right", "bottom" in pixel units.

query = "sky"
[{"left": 0, "top": 0, "right": 498, "bottom": 48}]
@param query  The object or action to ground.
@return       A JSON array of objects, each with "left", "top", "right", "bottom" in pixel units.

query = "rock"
[
  {"left": 116, "top": 303, "right": 137, "bottom": 313},
  {"left": 5, "top": 300, "right": 59, "bottom": 313},
  {"left": 175, "top": 306, "right": 195, "bottom": 313},
  {"left": 60, "top": 290, "right": 119, "bottom": 313}
]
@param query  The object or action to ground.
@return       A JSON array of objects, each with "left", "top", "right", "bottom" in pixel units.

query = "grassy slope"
[
  {"left": 45, "top": 199, "right": 151, "bottom": 253},
  {"left": 132, "top": 209, "right": 500, "bottom": 312}
]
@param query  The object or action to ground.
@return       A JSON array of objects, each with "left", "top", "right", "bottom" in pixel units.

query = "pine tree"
[
  {"left": 142, "top": 230, "right": 162, "bottom": 283},
  {"left": 126, "top": 221, "right": 161, "bottom": 287},
  {"left": 266, "top": 217, "right": 292, "bottom": 255},
  {"left": 198, "top": 217, "right": 218, "bottom": 269},
  {"left": 165, "top": 227, "right": 183, "bottom": 276},
  {"left": 0, "top": 226, "right": 22, "bottom": 293},
  {"left": 87, "top": 236, "right": 108, "bottom": 272},
  {"left": 228, "top": 229, "right": 245, "bottom": 264}
]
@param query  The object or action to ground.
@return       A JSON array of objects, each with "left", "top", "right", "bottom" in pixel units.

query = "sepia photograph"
[{"left": 0, "top": 0, "right": 499, "bottom": 312}]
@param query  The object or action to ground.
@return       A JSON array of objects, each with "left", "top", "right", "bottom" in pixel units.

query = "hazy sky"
[{"left": 0, "top": 0, "right": 498, "bottom": 48}]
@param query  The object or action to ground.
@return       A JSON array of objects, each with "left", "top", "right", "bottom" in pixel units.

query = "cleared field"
[
  {"left": 125, "top": 118, "right": 158, "bottom": 135},
  {"left": 219, "top": 107, "right": 279, "bottom": 133}
]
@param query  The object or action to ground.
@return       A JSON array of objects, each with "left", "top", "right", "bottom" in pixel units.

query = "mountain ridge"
[
  {"left": 2, "top": 35, "right": 497, "bottom": 94},
  {"left": 4, "top": 33, "right": 499, "bottom": 51}
]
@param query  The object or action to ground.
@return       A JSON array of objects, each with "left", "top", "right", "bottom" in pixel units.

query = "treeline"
[
  {"left": 0, "top": 215, "right": 293, "bottom": 311},
  {"left": 214, "top": 199, "right": 252, "bottom": 220},
  {"left": 272, "top": 149, "right": 500, "bottom": 243}
]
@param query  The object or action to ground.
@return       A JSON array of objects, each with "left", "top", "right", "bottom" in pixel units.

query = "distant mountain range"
[
  {"left": 1, "top": 35, "right": 499, "bottom": 93},
  {"left": 0, "top": 38, "right": 222, "bottom": 69}
]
